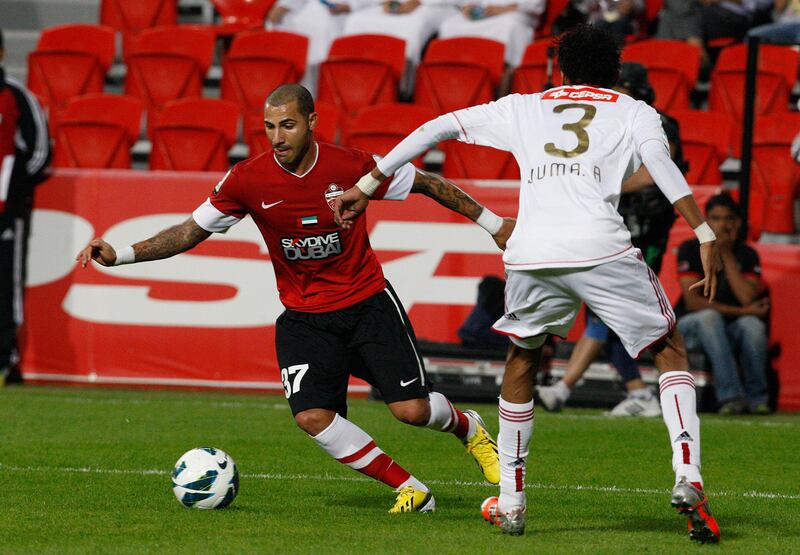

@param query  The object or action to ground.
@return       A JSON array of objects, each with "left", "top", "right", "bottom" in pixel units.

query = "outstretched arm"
[
  {"left": 411, "top": 169, "right": 515, "bottom": 249},
  {"left": 76, "top": 217, "right": 211, "bottom": 268}
]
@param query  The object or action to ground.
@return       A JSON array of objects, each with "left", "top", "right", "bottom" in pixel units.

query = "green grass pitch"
[{"left": 1, "top": 385, "right": 798, "bottom": 554}]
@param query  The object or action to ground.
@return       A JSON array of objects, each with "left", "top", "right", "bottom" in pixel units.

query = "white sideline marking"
[
  {"left": 1, "top": 464, "right": 798, "bottom": 501},
  {"left": 12, "top": 392, "right": 799, "bottom": 429}
]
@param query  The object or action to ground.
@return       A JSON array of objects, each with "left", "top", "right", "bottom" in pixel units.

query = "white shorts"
[{"left": 492, "top": 249, "right": 676, "bottom": 357}]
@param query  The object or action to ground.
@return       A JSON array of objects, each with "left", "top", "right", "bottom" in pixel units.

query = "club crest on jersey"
[
  {"left": 281, "top": 231, "right": 342, "bottom": 260},
  {"left": 325, "top": 183, "right": 344, "bottom": 210},
  {"left": 543, "top": 87, "right": 619, "bottom": 102}
]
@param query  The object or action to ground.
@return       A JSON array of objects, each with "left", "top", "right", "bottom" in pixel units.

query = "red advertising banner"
[{"left": 21, "top": 170, "right": 800, "bottom": 410}]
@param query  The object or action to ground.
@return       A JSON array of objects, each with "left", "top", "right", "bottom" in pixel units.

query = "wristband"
[
  {"left": 355, "top": 173, "right": 382, "bottom": 197},
  {"left": 113, "top": 246, "right": 135, "bottom": 266},
  {"left": 476, "top": 208, "right": 503, "bottom": 235},
  {"left": 693, "top": 222, "right": 716, "bottom": 244}
]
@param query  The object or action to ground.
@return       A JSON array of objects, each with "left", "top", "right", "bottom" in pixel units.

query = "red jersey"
[{"left": 193, "top": 142, "right": 415, "bottom": 313}]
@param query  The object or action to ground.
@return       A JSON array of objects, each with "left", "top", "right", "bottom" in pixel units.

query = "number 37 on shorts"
[{"left": 281, "top": 364, "right": 310, "bottom": 398}]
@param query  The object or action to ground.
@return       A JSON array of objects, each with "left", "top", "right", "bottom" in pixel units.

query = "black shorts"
[{"left": 275, "top": 282, "right": 430, "bottom": 416}]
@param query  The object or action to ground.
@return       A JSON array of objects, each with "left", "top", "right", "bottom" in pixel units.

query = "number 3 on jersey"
[
  {"left": 544, "top": 103, "right": 597, "bottom": 158},
  {"left": 281, "top": 363, "right": 310, "bottom": 398}
]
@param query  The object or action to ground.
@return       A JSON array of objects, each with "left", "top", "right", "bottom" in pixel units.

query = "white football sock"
[
  {"left": 426, "top": 391, "right": 475, "bottom": 439},
  {"left": 497, "top": 397, "right": 534, "bottom": 512},
  {"left": 659, "top": 371, "right": 703, "bottom": 485},
  {"left": 314, "top": 414, "right": 427, "bottom": 491}
]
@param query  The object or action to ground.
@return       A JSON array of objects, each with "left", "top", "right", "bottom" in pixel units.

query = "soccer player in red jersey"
[{"left": 77, "top": 84, "right": 513, "bottom": 513}]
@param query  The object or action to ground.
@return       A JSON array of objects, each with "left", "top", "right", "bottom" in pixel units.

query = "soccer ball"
[{"left": 171, "top": 447, "right": 239, "bottom": 509}]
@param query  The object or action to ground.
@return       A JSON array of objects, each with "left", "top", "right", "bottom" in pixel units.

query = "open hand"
[
  {"left": 688, "top": 240, "right": 720, "bottom": 302},
  {"left": 76, "top": 238, "right": 117, "bottom": 268},
  {"left": 333, "top": 187, "right": 370, "bottom": 229}
]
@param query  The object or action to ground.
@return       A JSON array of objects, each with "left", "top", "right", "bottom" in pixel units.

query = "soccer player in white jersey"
[{"left": 335, "top": 25, "right": 722, "bottom": 543}]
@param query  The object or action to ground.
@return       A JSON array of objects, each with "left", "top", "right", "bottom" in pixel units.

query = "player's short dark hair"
[
  {"left": 556, "top": 24, "right": 621, "bottom": 89},
  {"left": 705, "top": 193, "right": 740, "bottom": 216},
  {"left": 266, "top": 84, "right": 315, "bottom": 118}
]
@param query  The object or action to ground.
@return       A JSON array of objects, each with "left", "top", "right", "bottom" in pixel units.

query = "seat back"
[
  {"left": 61, "top": 94, "right": 144, "bottom": 144},
  {"left": 344, "top": 103, "right": 436, "bottom": 166},
  {"left": 422, "top": 37, "right": 505, "bottom": 86},
  {"left": 622, "top": 39, "right": 701, "bottom": 112},
  {"left": 100, "top": 0, "right": 177, "bottom": 34},
  {"left": 715, "top": 43, "right": 799, "bottom": 88},
  {"left": 221, "top": 31, "right": 309, "bottom": 115},
  {"left": 327, "top": 34, "right": 406, "bottom": 79},
  {"left": 670, "top": 109, "right": 734, "bottom": 185},
  {"left": 156, "top": 98, "right": 240, "bottom": 145},
  {"left": 511, "top": 40, "right": 562, "bottom": 94},
  {"left": 211, "top": 0, "right": 277, "bottom": 28},
  {"left": 124, "top": 27, "right": 216, "bottom": 128},
  {"left": 749, "top": 113, "right": 800, "bottom": 235},
  {"left": 53, "top": 122, "right": 131, "bottom": 169},
  {"left": 442, "top": 142, "right": 519, "bottom": 179},
  {"left": 37, "top": 24, "right": 116, "bottom": 69}
]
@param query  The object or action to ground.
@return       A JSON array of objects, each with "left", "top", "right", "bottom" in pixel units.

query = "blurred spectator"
[
  {"left": 267, "top": 0, "right": 356, "bottom": 94},
  {"left": 775, "top": 0, "right": 800, "bottom": 21},
  {"left": 675, "top": 193, "right": 770, "bottom": 415},
  {"left": 342, "top": 0, "right": 458, "bottom": 65},
  {"left": 0, "top": 29, "right": 51, "bottom": 385},
  {"left": 553, "top": 0, "right": 643, "bottom": 41},
  {"left": 458, "top": 275, "right": 508, "bottom": 348},
  {"left": 536, "top": 63, "right": 681, "bottom": 417},
  {"left": 438, "top": 0, "right": 546, "bottom": 66}
]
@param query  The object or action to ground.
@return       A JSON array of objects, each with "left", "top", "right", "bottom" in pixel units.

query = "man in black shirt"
[{"left": 676, "top": 193, "right": 769, "bottom": 415}]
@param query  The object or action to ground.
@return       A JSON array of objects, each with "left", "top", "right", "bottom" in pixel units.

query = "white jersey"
[{"left": 451, "top": 85, "right": 669, "bottom": 270}]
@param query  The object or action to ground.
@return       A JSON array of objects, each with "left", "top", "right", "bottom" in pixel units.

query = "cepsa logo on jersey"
[
  {"left": 281, "top": 231, "right": 342, "bottom": 260},
  {"left": 543, "top": 87, "right": 619, "bottom": 102}
]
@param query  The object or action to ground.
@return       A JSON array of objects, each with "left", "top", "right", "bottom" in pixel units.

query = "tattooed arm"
[
  {"left": 411, "top": 169, "right": 484, "bottom": 221},
  {"left": 76, "top": 217, "right": 211, "bottom": 268},
  {"left": 411, "top": 169, "right": 515, "bottom": 250}
]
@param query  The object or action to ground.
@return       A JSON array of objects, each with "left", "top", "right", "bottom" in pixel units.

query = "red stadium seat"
[
  {"left": 749, "top": 113, "right": 800, "bottom": 235},
  {"left": 150, "top": 98, "right": 240, "bottom": 171},
  {"left": 710, "top": 44, "right": 798, "bottom": 155},
  {"left": 124, "top": 26, "right": 216, "bottom": 132},
  {"left": 27, "top": 24, "right": 116, "bottom": 130},
  {"left": 511, "top": 40, "right": 562, "bottom": 94},
  {"left": 622, "top": 40, "right": 701, "bottom": 113},
  {"left": 222, "top": 30, "right": 308, "bottom": 133},
  {"left": 100, "top": 0, "right": 178, "bottom": 57},
  {"left": 670, "top": 110, "right": 734, "bottom": 185},
  {"left": 343, "top": 103, "right": 436, "bottom": 167},
  {"left": 318, "top": 34, "right": 405, "bottom": 118},
  {"left": 537, "top": 0, "right": 569, "bottom": 38},
  {"left": 210, "top": 0, "right": 277, "bottom": 35},
  {"left": 442, "top": 142, "right": 519, "bottom": 180},
  {"left": 247, "top": 101, "right": 341, "bottom": 156},
  {"left": 414, "top": 38, "right": 505, "bottom": 115},
  {"left": 53, "top": 94, "right": 143, "bottom": 169}
]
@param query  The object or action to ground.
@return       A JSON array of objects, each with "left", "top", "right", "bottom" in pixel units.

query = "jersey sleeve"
[
  {"left": 631, "top": 101, "right": 669, "bottom": 152},
  {"left": 741, "top": 245, "right": 762, "bottom": 280},
  {"left": 192, "top": 168, "right": 246, "bottom": 233},
  {"left": 676, "top": 239, "right": 702, "bottom": 278},
  {"left": 371, "top": 154, "right": 416, "bottom": 201},
  {"left": 450, "top": 95, "right": 516, "bottom": 152}
]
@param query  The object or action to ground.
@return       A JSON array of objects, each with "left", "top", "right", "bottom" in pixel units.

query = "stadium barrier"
[{"left": 20, "top": 169, "right": 800, "bottom": 411}]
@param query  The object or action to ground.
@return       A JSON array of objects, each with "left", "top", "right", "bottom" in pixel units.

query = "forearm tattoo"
[
  {"left": 411, "top": 170, "right": 483, "bottom": 221},
  {"left": 132, "top": 218, "right": 211, "bottom": 262}
]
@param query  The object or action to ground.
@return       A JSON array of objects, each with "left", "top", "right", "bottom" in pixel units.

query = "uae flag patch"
[{"left": 300, "top": 216, "right": 318, "bottom": 226}]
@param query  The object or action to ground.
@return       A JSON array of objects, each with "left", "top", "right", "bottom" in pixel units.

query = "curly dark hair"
[{"left": 556, "top": 24, "right": 621, "bottom": 89}]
